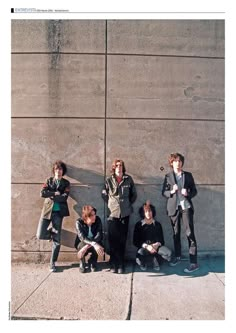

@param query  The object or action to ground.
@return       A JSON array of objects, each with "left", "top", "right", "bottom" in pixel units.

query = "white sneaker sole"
[{"left": 184, "top": 266, "right": 199, "bottom": 273}]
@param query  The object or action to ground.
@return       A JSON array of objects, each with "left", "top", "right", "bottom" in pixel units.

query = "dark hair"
[
  {"left": 168, "top": 153, "right": 185, "bottom": 167},
  {"left": 52, "top": 160, "right": 67, "bottom": 176},
  {"left": 82, "top": 205, "right": 97, "bottom": 222},
  {"left": 138, "top": 200, "right": 156, "bottom": 219},
  {"left": 110, "top": 158, "right": 126, "bottom": 175}
]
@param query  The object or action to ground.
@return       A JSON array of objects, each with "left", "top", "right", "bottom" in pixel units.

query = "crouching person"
[
  {"left": 75, "top": 205, "right": 104, "bottom": 273},
  {"left": 133, "top": 201, "right": 172, "bottom": 271}
]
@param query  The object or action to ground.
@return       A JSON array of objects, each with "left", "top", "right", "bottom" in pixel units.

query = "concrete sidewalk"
[{"left": 11, "top": 257, "right": 225, "bottom": 320}]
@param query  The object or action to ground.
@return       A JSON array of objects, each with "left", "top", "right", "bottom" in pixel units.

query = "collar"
[
  {"left": 141, "top": 218, "right": 155, "bottom": 226},
  {"left": 112, "top": 174, "right": 128, "bottom": 179},
  {"left": 53, "top": 177, "right": 63, "bottom": 182}
]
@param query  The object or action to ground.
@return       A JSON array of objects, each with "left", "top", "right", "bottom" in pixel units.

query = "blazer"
[
  {"left": 162, "top": 171, "right": 197, "bottom": 217},
  {"left": 40, "top": 177, "right": 70, "bottom": 219}
]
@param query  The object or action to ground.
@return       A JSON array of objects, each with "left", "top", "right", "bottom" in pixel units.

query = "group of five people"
[{"left": 36, "top": 153, "right": 199, "bottom": 275}]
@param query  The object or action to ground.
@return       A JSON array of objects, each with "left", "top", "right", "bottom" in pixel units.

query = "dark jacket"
[
  {"left": 133, "top": 220, "right": 165, "bottom": 249},
  {"left": 102, "top": 174, "right": 137, "bottom": 218},
  {"left": 162, "top": 171, "right": 197, "bottom": 216},
  {"left": 40, "top": 177, "right": 70, "bottom": 219},
  {"left": 74, "top": 216, "right": 103, "bottom": 249}
]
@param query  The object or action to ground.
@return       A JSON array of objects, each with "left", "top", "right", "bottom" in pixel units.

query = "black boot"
[
  {"left": 88, "top": 258, "right": 97, "bottom": 272},
  {"left": 79, "top": 258, "right": 86, "bottom": 273}
]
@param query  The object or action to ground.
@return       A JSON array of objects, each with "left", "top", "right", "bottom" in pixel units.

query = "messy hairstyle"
[
  {"left": 52, "top": 160, "right": 67, "bottom": 176},
  {"left": 138, "top": 200, "right": 156, "bottom": 219},
  {"left": 82, "top": 205, "right": 97, "bottom": 221},
  {"left": 168, "top": 153, "right": 185, "bottom": 167},
  {"left": 110, "top": 158, "right": 126, "bottom": 175}
]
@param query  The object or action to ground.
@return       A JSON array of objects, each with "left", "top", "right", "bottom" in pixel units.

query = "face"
[
  {"left": 54, "top": 166, "right": 63, "bottom": 179},
  {"left": 172, "top": 158, "right": 183, "bottom": 171},
  {"left": 115, "top": 162, "right": 123, "bottom": 176},
  {"left": 86, "top": 210, "right": 96, "bottom": 226},
  {"left": 144, "top": 208, "right": 153, "bottom": 220}
]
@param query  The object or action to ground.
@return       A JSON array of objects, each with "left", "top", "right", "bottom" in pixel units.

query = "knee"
[
  {"left": 53, "top": 240, "right": 61, "bottom": 247},
  {"left": 137, "top": 248, "right": 145, "bottom": 256}
]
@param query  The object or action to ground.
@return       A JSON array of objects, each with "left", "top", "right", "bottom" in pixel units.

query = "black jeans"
[
  {"left": 36, "top": 212, "right": 63, "bottom": 266},
  {"left": 136, "top": 248, "right": 159, "bottom": 265},
  {"left": 107, "top": 216, "right": 129, "bottom": 269},
  {"left": 137, "top": 245, "right": 172, "bottom": 265},
  {"left": 170, "top": 207, "right": 197, "bottom": 264}
]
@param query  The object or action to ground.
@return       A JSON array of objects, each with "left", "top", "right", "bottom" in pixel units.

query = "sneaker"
[
  {"left": 117, "top": 267, "right": 124, "bottom": 274},
  {"left": 110, "top": 266, "right": 118, "bottom": 273},
  {"left": 136, "top": 258, "right": 147, "bottom": 271},
  {"left": 153, "top": 257, "right": 160, "bottom": 271},
  {"left": 50, "top": 263, "right": 56, "bottom": 272},
  {"left": 90, "top": 262, "right": 97, "bottom": 272},
  {"left": 169, "top": 257, "right": 181, "bottom": 267},
  {"left": 184, "top": 263, "right": 199, "bottom": 273}
]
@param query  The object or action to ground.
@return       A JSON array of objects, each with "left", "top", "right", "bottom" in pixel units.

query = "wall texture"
[{"left": 11, "top": 19, "right": 225, "bottom": 262}]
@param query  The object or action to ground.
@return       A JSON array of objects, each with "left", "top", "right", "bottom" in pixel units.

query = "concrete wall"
[{"left": 11, "top": 19, "right": 225, "bottom": 262}]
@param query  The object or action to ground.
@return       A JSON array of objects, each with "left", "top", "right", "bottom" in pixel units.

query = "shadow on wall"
[
  {"left": 61, "top": 229, "right": 77, "bottom": 249},
  {"left": 66, "top": 164, "right": 105, "bottom": 185},
  {"left": 60, "top": 164, "right": 105, "bottom": 249},
  {"left": 57, "top": 165, "right": 225, "bottom": 262},
  {"left": 66, "top": 164, "right": 105, "bottom": 218},
  {"left": 125, "top": 181, "right": 225, "bottom": 260}
]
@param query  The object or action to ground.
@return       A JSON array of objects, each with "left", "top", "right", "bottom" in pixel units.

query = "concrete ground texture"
[{"left": 11, "top": 256, "right": 224, "bottom": 320}]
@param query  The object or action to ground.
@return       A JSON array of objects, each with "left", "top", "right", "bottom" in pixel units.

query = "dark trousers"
[
  {"left": 136, "top": 245, "right": 172, "bottom": 265},
  {"left": 77, "top": 241, "right": 98, "bottom": 264},
  {"left": 107, "top": 216, "right": 129, "bottom": 268},
  {"left": 136, "top": 248, "right": 159, "bottom": 265},
  {"left": 36, "top": 212, "right": 63, "bottom": 265},
  {"left": 170, "top": 207, "right": 197, "bottom": 264}
]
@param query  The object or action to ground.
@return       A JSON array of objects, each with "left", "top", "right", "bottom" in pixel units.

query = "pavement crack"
[
  {"left": 12, "top": 272, "right": 52, "bottom": 317},
  {"left": 126, "top": 263, "right": 135, "bottom": 320},
  {"left": 206, "top": 261, "right": 225, "bottom": 286}
]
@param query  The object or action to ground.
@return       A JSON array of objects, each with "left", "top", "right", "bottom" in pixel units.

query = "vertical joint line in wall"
[
  {"left": 104, "top": 20, "right": 108, "bottom": 226},
  {"left": 104, "top": 20, "right": 108, "bottom": 180}
]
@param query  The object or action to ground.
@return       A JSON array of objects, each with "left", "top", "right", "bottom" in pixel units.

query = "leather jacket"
[{"left": 74, "top": 216, "right": 103, "bottom": 249}]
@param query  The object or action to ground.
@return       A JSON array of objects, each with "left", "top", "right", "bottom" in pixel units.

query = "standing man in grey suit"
[{"left": 162, "top": 153, "right": 199, "bottom": 273}]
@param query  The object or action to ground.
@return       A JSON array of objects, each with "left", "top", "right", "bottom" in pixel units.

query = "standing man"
[
  {"left": 162, "top": 153, "right": 199, "bottom": 273},
  {"left": 102, "top": 159, "right": 137, "bottom": 274},
  {"left": 36, "top": 160, "right": 70, "bottom": 272}
]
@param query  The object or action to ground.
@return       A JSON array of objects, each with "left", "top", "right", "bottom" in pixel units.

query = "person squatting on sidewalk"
[
  {"left": 133, "top": 200, "right": 172, "bottom": 271},
  {"left": 36, "top": 160, "right": 70, "bottom": 272},
  {"left": 102, "top": 158, "right": 137, "bottom": 274},
  {"left": 74, "top": 205, "right": 104, "bottom": 273},
  {"left": 162, "top": 152, "right": 199, "bottom": 273}
]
